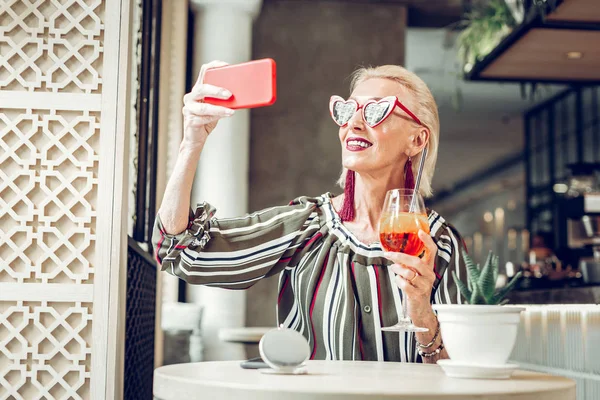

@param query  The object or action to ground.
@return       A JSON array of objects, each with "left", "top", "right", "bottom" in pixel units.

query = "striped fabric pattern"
[{"left": 152, "top": 193, "right": 467, "bottom": 362}]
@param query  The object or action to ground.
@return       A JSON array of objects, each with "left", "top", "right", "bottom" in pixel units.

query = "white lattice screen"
[{"left": 0, "top": 0, "right": 130, "bottom": 399}]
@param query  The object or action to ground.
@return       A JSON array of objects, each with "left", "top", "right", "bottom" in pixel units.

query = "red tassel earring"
[
  {"left": 404, "top": 157, "right": 415, "bottom": 191},
  {"left": 339, "top": 170, "right": 355, "bottom": 222}
]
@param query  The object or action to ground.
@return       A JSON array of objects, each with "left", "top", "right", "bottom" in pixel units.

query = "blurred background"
[{"left": 1, "top": 0, "right": 600, "bottom": 398}]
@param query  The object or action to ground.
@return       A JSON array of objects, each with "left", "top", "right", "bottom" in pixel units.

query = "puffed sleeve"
[{"left": 152, "top": 198, "right": 319, "bottom": 289}]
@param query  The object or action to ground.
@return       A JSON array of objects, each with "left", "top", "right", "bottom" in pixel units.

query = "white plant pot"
[{"left": 432, "top": 304, "right": 525, "bottom": 365}]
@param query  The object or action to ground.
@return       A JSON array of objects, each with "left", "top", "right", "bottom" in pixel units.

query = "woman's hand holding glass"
[
  {"left": 379, "top": 189, "right": 437, "bottom": 332},
  {"left": 384, "top": 230, "right": 438, "bottom": 321}
]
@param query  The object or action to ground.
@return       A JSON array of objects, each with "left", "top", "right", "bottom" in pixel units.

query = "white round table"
[{"left": 153, "top": 360, "right": 576, "bottom": 400}]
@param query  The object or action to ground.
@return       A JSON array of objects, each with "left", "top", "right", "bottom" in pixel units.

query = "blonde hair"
[{"left": 336, "top": 65, "right": 440, "bottom": 198}]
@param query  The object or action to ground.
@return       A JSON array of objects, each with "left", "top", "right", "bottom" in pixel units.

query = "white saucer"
[
  {"left": 259, "top": 366, "right": 307, "bottom": 375},
  {"left": 437, "top": 360, "right": 518, "bottom": 379}
]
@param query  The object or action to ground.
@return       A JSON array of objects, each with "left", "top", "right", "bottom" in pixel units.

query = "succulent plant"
[{"left": 453, "top": 250, "right": 522, "bottom": 305}]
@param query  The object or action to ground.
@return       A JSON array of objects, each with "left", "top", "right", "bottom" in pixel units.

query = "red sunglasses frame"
[{"left": 329, "top": 95, "right": 422, "bottom": 128}]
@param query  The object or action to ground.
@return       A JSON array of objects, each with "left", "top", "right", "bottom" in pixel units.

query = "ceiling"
[
  {"left": 287, "top": 0, "right": 464, "bottom": 27},
  {"left": 546, "top": 0, "right": 600, "bottom": 23},
  {"left": 480, "top": 28, "right": 600, "bottom": 82},
  {"left": 404, "top": 28, "right": 567, "bottom": 195}
]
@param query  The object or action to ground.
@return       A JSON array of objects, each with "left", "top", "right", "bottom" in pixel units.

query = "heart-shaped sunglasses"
[{"left": 329, "top": 95, "right": 422, "bottom": 128}]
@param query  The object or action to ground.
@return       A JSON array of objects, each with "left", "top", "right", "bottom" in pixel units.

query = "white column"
[
  {"left": 155, "top": 0, "right": 190, "bottom": 368},
  {"left": 188, "top": 0, "right": 263, "bottom": 361}
]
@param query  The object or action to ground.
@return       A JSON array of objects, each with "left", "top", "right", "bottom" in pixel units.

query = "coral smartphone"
[{"left": 203, "top": 58, "right": 277, "bottom": 109}]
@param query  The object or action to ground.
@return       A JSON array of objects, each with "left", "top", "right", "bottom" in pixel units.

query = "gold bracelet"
[{"left": 416, "top": 318, "right": 440, "bottom": 349}]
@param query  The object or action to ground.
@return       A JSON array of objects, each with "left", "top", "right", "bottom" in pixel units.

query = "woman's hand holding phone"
[{"left": 182, "top": 60, "right": 235, "bottom": 146}]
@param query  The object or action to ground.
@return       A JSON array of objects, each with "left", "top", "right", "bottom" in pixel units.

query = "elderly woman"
[{"left": 153, "top": 61, "right": 467, "bottom": 363}]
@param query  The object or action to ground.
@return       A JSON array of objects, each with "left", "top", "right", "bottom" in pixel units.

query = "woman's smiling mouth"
[{"left": 346, "top": 138, "right": 373, "bottom": 151}]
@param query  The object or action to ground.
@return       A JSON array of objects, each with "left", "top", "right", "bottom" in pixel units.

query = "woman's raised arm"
[{"left": 157, "top": 60, "right": 234, "bottom": 235}]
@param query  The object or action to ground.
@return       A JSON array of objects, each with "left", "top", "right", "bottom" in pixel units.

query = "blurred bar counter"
[{"left": 509, "top": 283, "right": 600, "bottom": 304}]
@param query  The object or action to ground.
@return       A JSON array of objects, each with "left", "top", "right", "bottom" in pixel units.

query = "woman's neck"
[{"left": 351, "top": 167, "right": 405, "bottom": 231}]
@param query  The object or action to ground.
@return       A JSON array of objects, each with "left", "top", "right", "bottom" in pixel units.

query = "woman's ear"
[{"left": 409, "top": 127, "right": 430, "bottom": 157}]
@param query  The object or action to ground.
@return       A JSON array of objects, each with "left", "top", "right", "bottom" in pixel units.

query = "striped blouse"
[{"left": 152, "top": 193, "right": 467, "bottom": 363}]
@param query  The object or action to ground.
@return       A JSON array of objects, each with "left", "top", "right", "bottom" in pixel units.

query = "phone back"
[{"left": 203, "top": 58, "right": 277, "bottom": 109}]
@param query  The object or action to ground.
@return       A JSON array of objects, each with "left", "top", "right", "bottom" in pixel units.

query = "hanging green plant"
[{"left": 457, "top": 0, "right": 518, "bottom": 73}]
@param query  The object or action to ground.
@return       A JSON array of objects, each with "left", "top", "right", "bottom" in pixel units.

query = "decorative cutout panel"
[
  {"left": 0, "top": 301, "right": 92, "bottom": 400},
  {"left": 0, "top": 0, "right": 120, "bottom": 398},
  {"left": 0, "top": 0, "right": 105, "bottom": 94},
  {"left": 0, "top": 108, "right": 99, "bottom": 285}
]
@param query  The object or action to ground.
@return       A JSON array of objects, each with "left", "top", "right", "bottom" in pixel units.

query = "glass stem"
[{"left": 401, "top": 290, "right": 410, "bottom": 322}]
